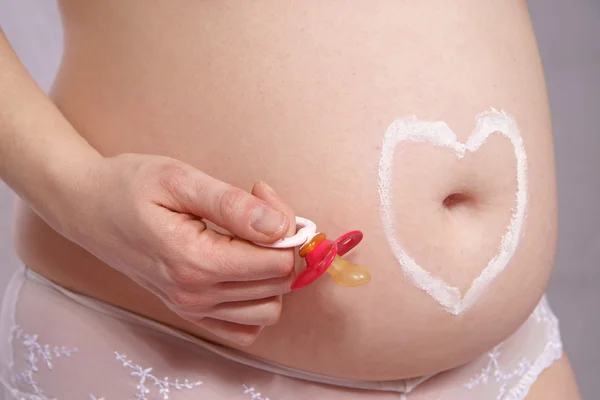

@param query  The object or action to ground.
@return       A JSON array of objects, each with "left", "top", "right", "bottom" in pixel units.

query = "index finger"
[{"left": 198, "top": 229, "right": 296, "bottom": 282}]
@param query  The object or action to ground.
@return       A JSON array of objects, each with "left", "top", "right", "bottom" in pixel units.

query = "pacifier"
[{"left": 255, "top": 217, "right": 371, "bottom": 290}]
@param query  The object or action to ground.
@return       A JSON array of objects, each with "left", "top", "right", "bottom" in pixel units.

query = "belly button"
[{"left": 443, "top": 192, "right": 473, "bottom": 209}]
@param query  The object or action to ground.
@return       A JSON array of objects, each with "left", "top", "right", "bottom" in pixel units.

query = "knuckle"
[
  {"left": 275, "top": 251, "right": 296, "bottom": 277},
  {"left": 168, "top": 263, "right": 210, "bottom": 287},
  {"left": 168, "top": 289, "right": 209, "bottom": 310},
  {"left": 203, "top": 235, "right": 241, "bottom": 278},
  {"left": 128, "top": 158, "right": 189, "bottom": 207},
  {"left": 232, "top": 327, "right": 262, "bottom": 347},
  {"left": 217, "top": 186, "right": 250, "bottom": 221},
  {"left": 168, "top": 264, "right": 194, "bottom": 285},
  {"left": 169, "top": 290, "right": 196, "bottom": 307},
  {"left": 261, "top": 298, "right": 283, "bottom": 326},
  {"left": 164, "top": 219, "right": 202, "bottom": 252},
  {"left": 160, "top": 220, "right": 186, "bottom": 249},
  {"left": 155, "top": 160, "right": 190, "bottom": 194}
]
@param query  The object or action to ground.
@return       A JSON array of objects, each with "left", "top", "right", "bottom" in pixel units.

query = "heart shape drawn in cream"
[{"left": 377, "top": 109, "right": 528, "bottom": 315}]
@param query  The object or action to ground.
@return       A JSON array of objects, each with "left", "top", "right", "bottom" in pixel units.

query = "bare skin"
[
  {"left": 528, "top": 356, "right": 582, "bottom": 399},
  {"left": 1, "top": 0, "right": 580, "bottom": 397}
]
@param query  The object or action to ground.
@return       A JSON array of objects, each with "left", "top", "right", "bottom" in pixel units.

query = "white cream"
[{"left": 377, "top": 109, "right": 528, "bottom": 315}]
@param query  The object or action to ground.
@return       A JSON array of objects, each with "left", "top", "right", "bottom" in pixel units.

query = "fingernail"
[
  {"left": 250, "top": 207, "right": 287, "bottom": 236},
  {"left": 261, "top": 181, "right": 278, "bottom": 197}
]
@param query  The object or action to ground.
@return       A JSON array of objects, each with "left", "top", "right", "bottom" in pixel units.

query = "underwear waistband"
[{"left": 20, "top": 266, "right": 432, "bottom": 393}]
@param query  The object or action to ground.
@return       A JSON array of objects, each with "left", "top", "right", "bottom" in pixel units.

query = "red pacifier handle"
[
  {"left": 291, "top": 230, "right": 363, "bottom": 290},
  {"left": 251, "top": 217, "right": 367, "bottom": 290}
]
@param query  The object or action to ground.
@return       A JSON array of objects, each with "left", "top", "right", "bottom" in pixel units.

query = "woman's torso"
[{"left": 13, "top": 0, "right": 557, "bottom": 380}]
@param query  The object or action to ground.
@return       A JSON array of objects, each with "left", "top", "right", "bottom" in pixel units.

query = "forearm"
[{"left": 0, "top": 29, "right": 102, "bottom": 228}]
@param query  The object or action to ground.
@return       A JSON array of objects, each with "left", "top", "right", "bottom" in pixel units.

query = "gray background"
[{"left": 0, "top": 0, "right": 598, "bottom": 398}]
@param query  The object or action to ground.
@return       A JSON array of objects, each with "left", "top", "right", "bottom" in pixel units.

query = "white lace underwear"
[{"left": 0, "top": 266, "right": 562, "bottom": 400}]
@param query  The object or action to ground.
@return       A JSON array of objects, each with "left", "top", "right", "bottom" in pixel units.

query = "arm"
[
  {"left": 0, "top": 28, "right": 101, "bottom": 234},
  {"left": 0, "top": 28, "right": 296, "bottom": 346}
]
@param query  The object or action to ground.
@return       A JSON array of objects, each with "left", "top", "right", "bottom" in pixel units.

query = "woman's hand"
[
  {"left": 55, "top": 153, "right": 296, "bottom": 346},
  {"left": 0, "top": 27, "right": 297, "bottom": 346}
]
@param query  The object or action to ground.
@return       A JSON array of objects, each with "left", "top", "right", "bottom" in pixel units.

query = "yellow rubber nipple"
[{"left": 326, "top": 255, "right": 371, "bottom": 287}]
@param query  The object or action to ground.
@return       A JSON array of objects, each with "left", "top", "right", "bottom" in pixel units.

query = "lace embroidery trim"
[
  {"left": 9, "top": 326, "right": 274, "bottom": 399},
  {"left": 113, "top": 352, "right": 202, "bottom": 400},
  {"left": 8, "top": 297, "right": 561, "bottom": 400},
  {"left": 462, "top": 297, "right": 563, "bottom": 400},
  {"left": 242, "top": 384, "right": 271, "bottom": 400},
  {"left": 464, "top": 344, "right": 533, "bottom": 400},
  {"left": 503, "top": 297, "right": 563, "bottom": 400},
  {"left": 10, "top": 325, "right": 78, "bottom": 400},
  {"left": 91, "top": 383, "right": 274, "bottom": 400}
]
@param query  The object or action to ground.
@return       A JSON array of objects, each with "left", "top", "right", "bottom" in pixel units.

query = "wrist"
[{"left": 30, "top": 144, "right": 105, "bottom": 240}]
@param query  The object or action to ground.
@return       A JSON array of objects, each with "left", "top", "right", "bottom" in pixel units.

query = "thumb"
[
  {"left": 164, "top": 164, "right": 290, "bottom": 243},
  {"left": 251, "top": 181, "right": 297, "bottom": 238}
]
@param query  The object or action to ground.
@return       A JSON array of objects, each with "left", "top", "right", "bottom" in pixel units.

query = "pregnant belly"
[{"left": 15, "top": 0, "right": 557, "bottom": 380}]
